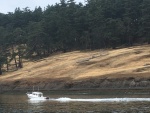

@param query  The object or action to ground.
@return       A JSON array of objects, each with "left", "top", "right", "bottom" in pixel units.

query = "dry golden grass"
[{"left": 0, "top": 45, "right": 150, "bottom": 83}]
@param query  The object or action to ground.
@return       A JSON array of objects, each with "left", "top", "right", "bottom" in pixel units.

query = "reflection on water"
[
  {"left": 28, "top": 99, "right": 47, "bottom": 104},
  {"left": 1, "top": 90, "right": 150, "bottom": 112}
]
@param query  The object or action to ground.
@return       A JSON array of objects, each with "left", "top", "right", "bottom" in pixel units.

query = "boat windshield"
[
  {"left": 38, "top": 94, "right": 42, "bottom": 97},
  {"left": 32, "top": 92, "right": 43, "bottom": 96}
]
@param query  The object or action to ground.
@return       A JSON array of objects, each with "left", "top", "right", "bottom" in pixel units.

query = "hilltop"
[{"left": 0, "top": 45, "right": 150, "bottom": 91}]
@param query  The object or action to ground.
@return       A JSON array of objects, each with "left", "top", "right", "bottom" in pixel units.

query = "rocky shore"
[{"left": 1, "top": 76, "right": 150, "bottom": 92}]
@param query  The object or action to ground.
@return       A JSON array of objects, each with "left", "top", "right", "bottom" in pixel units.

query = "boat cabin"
[
  {"left": 27, "top": 92, "right": 44, "bottom": 98},
  {"left": 32, "top": 92, "right": 43, "bottom": 97}
]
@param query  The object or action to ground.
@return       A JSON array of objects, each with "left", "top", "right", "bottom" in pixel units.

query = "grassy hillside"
[{"left": 0, "top": 45, "right": 150, "bottom": 90}]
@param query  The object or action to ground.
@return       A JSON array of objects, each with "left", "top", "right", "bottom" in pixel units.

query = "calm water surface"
[{"left": 0, "top": 89, "right": 150, "bottom": 113}]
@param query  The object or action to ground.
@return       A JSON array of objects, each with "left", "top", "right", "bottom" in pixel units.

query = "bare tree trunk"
[
  {"left": 0, "top": 65, "right": 2, "bottom": 75},
  {"left": 18, "top": 53, "right": 23, "bottom": 68},
  {"left": 14, "top": 56, "right": 18, "bottom": 68},
  {"left": 12, "top": 45, "right": 18, "bottom": 69},
  {"left": 6, "top": 62, "right": 9, "bottom": 71}
]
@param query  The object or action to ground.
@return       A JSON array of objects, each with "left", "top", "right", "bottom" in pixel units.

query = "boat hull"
[{"left": 27, "top": 94, "right": 46, "bottom": 99}]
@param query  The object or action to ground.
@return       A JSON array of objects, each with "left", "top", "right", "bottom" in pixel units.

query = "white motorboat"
[
  {"left": 26, "top": 91, "right": 49, "bottom": 100},
  {"left": 27, "top": 86, "right": 49, "bottom": 100}
]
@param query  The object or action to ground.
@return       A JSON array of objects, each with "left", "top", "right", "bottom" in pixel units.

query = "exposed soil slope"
[{"left": 0, "top": 45, "right": 150, "bottom": 91}]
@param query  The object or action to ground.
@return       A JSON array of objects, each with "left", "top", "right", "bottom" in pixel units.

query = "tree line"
[{"left": 0, "top": 0, "right": 150, "bottom": 75}]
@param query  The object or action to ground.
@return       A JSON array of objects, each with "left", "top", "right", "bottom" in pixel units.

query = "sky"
[{"left": 0, "top": 0, "right": 86, "bottom": 14}]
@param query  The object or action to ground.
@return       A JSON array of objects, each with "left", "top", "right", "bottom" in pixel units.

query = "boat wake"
[
  {"left": 54, "top": 97, "right": 150, "bottom": 102},
  {"left": 29, "top": 97, "right": 150, "bottom": 103}
]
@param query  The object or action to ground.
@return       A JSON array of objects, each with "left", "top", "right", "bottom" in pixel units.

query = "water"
[{"left": 1, "top": 89, "right": 150, "bottom": 113}]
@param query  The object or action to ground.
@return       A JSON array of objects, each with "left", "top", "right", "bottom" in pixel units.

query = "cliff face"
[{"left": 0, "top": 45, "right": 150, "bottom": 91}]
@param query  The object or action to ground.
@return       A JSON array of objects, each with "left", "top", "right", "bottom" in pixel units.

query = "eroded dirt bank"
[{"left": 0, "top": 74, "right": 150, "bottom": 92}]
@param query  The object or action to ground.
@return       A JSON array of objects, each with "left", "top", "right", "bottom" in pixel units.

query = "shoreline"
[
  {"left": 1, "top": 87, "right": 150, "bottom": 94},
  {"left": 1, "top": 76, "right": 150, "bottom": 93}
]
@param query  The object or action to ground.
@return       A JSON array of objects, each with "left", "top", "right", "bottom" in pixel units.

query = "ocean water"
[{"left": 0, "top": 89, "right": 150, "bottom": 113}]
